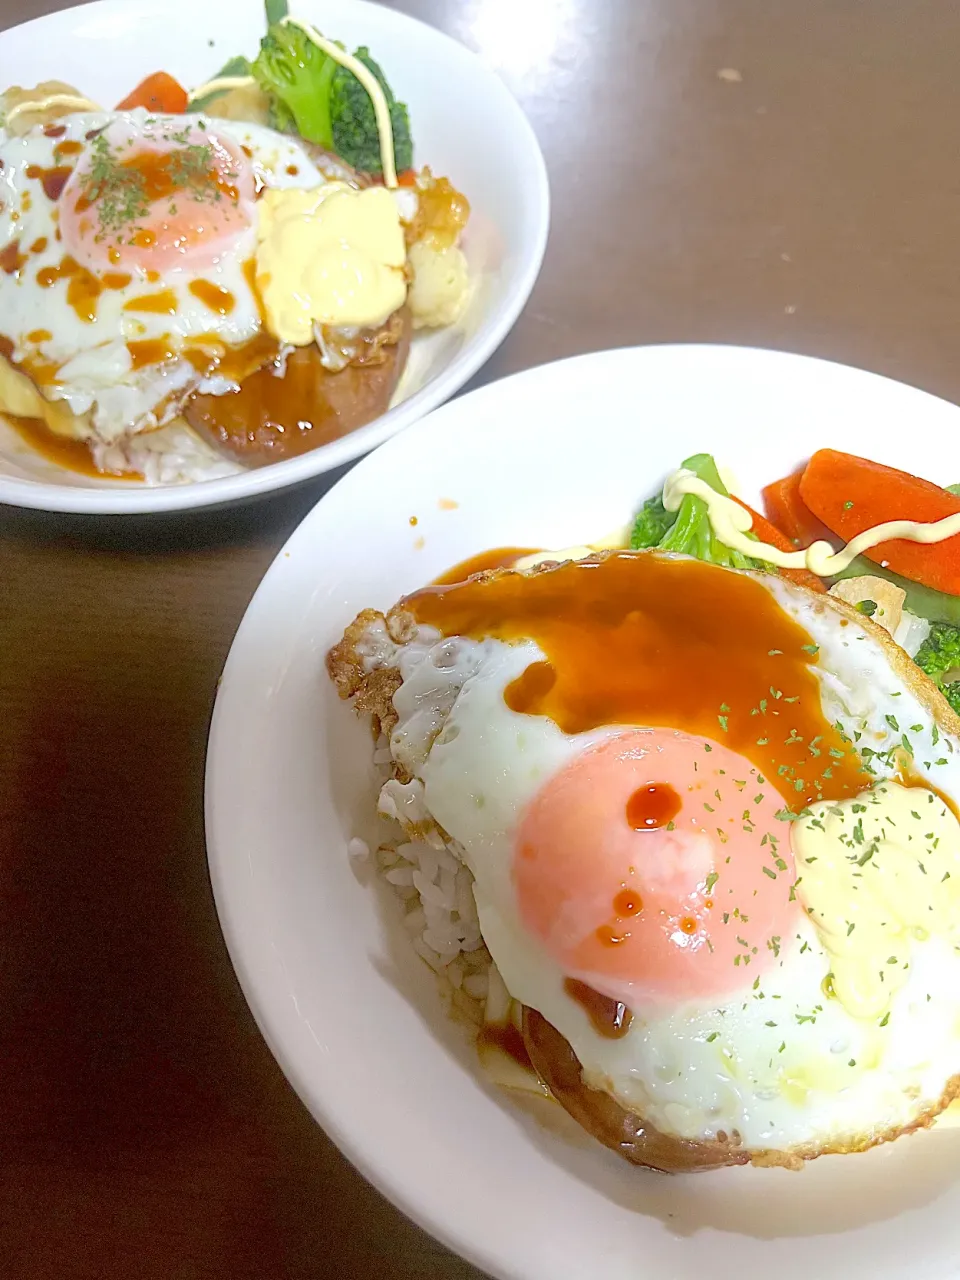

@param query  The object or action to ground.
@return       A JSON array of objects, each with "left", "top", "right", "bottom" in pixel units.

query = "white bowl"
[
  {"left": 0, "top": 0, "right": 548, "bottom": 514},
  {"left": 206, "top": 345, "right": 960, "bottom": 1280}
]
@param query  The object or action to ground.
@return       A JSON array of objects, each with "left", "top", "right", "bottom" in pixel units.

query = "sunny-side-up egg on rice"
[
  {"left": 328, "top": 550, "right": 960, "bottom": 1173},
  {"left": 0, "top": 110, "right": 321, "bottom": 477},
  {"left": 0, "top": 90, "right": 470, "bottom": 482}
]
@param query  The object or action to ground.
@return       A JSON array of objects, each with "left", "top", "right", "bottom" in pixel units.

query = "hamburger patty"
[{"left": 184, "top": 307, "right": 411, "bottom": 466}]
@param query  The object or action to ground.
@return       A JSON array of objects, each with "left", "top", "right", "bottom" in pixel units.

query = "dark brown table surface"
[{"left": 4, "top": 0, "right": 960, "bottom": 1275}]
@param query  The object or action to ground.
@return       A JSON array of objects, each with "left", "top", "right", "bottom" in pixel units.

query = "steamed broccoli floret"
[
  {"left": 630, "top": 494, "right": 673, "bottom": 549},
  {"left": 252, "top": 24, "right": 339, "bottom": 146},
  {"left": 915, "top": 623, "right": 960, "bottom": 682},
  {"left": 330, "top": 48, "right": 412, "bottom": 174},
  {"left": 914, "top": 623, "right": 960, "bottom": 713},
  {"left": 250, "top": 24, "right": 412, "bottom": 175},
  {"left": 268, "top": 93, "right": 296, "bottom": 136},
  {"left": 630, "top": 453, "right": 762, "bottom": 570}
]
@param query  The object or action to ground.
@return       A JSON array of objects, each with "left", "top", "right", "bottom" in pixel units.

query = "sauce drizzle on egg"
[
  {"left": 476, "top": 1021, "right": 534, "bottom": 1071},
  {"left": 563, "top": 978, "right": 633, "bottom": 1039},
  {"left": 625, "top": 783, "right": 681, "bottom": 830},
  {"left": 123, "top": 289, "right": 179, "bottom": 315},
  {"left": 0, "top": 238, "right": 26, "bottom": 276},
  {"left": 404, "top": 553, "right": 869, "bottom": 807},
  {"left": 434, "top": 548, "right": 540, "bottom": 585},
  {"left": 5, "top": 414, "right": 138, "bottom": 480},
  {"left": 25, "top": 163, "right": 74, "bottom": 203},
  {"left": 188, "top": 279, "right": 236, "bottom": 315},
  {"left": 35, "top": 255, "right": 131, "bottom": 323}
]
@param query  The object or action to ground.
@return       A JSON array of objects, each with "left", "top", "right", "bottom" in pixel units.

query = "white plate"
[
  {"left": 0, "top": 0, "right": 548, "bottom": 513},
  {"left": 206, "top": 345, "right": 960, "bottom": 1280}
]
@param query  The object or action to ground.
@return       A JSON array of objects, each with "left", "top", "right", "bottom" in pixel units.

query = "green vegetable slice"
[
  {"left": 630, "top": 494, "right": 673, "bottom": 549},
  {"left": 831, "top": 557, "right": 960, "bottom": 626},
  {"left": 188, "top": 55, "right": 252, "bottom": 111},
  {"left": 629, "top": 453, "right": 763, "bottom": 571}
]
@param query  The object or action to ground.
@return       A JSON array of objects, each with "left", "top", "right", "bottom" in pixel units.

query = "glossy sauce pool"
[
  {"left": 404, "top": 552, "right": 869, "bottom": 808},
  {"left": 433, "top": 547, "right": 539, "bottom": 585},
  {"left": 5, "top": 415, "right": 138, "bottom": 479}
]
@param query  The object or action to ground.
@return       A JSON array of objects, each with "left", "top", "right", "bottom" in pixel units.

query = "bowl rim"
[{"left": 0, "top": 0, "right": 550, "bottom": 516}]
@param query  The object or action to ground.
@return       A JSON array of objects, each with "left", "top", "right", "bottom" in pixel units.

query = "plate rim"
[{"left": 205, "top": 342, "right": 960, "bottom": 1279}]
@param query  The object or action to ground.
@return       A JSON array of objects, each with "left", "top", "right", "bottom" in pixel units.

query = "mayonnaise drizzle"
[
  {"left": 186, "top": 17, "right": 398, "bottom": 186},
  {"left": 3, "top": 92, "right": 101, "bottom": 125},
  {"left": 281, "top": 17, "right": 397, "bottom": 188},
  {"left": 664, "top": 469, "right": 960, "bottom": 576},
  {"left": 188, "top": 75, "right": 259, "bottom": 99}
]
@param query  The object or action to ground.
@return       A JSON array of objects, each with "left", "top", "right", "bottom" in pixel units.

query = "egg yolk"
[
  {"left": 60, "top": 120, "right": 255, "bottom": 272},
  {"left": 514, "top": 728, "right": 800, "bottom": 1005}
]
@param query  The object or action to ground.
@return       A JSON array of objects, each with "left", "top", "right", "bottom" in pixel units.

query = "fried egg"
[
  {"left": 0, "top": 109, "right": 327, "bottom": 443},
  {"left": 348, "top": 552, "right": 960, "bottom": 1166}
]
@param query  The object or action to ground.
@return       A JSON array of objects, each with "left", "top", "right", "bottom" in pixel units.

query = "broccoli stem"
[
  {"left": 658, "top": 493, "right": 705, "bottom": 554},
  {"left": 630, "top": 495, "right": 673, "bottom": 549},
  {"left": 629, "top": 452, "right": 763, "bottom": 571}
]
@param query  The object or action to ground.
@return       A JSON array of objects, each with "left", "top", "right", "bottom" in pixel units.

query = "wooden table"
[{"left": 3, "top": 1, "right": 960, "bottom": 1275}]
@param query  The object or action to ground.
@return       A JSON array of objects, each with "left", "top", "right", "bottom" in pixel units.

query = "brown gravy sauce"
[
  {"left": 183, "top": 311, "right": 411, "bottom": 467},
  {"left": 625, "top": 781, "right": 681, "bottom": 830},
  {"left": 123, "top": 289, "right": 178, "bottom": 315},
  {"left": 477, "top": 1021, "right": 534, "bottom": 1072},
  {"left": 0, "top": 238, "right": 26, "bottom": 275},
  {"left": 36, "top": 256, "right": 131, "bottom": 323},
  {"left": 562, "top": 979, "right": 633, "bottom": 1039},
  {"left": 182, "top": 330, "right": 279, "bottom": 383},
  {"left": 4, "top": 414, "right": 137, "bottom": 480},
  {"left": 404, "top": 553, "right": 868, "bottom": 807},
  {"left": 898, "top": 769, "right": 960, "bottom": 824},
  {"left": 433, "top": 548, "right": 539, "bottom": 585},
  {"left": 25, "top": 163, "right": 73, "bottom": 202},
  {"left": 54, "top": 139, "right": 83, "bottom": 162},
  {"left": 127, "top": 338, "right": 177, "bottom": 370},
  {"left": 189, "top": 279, "right": 235, "bottom": 315}
]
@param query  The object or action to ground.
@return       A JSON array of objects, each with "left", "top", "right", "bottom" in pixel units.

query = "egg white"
[
  {"left": 377, "top": 569, "right": 960, "bottom": 1156},
  {"left": 0, "top": 109, "right": 326, "bottom": 443}
]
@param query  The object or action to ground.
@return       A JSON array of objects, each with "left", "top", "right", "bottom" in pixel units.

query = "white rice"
[
  {"left": 347, "top": 837, "right": 371, "bottom": 862},
  {"left": 91, "top": 420, "right": 242, "bottom": 486},
  {"left": 366, "top": 733, "right": 492, "bottom": 1026}
]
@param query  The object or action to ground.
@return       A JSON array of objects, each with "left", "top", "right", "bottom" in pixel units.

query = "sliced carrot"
[
  {"left": 397, "top": 168, "right": 418, "bottom": 187},
  {"left": 761, "top": 468, "right": 836, "bottom": 549},
  {"left": 116, "top": 72, "right": 188, "bottom": 114},
  {"left": 799, "top": 449, "right": 960, "bottom": 595},
  {"left": 731, "top": 496, "right": 826, "bottom": 593}
]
